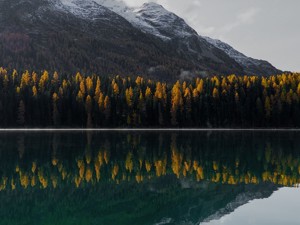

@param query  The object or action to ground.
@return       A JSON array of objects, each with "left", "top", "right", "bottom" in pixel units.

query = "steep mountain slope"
[
  {"left": 0, "top": 0, "right": 281, "bottom": 79},
  {"left": 1, "top": 0, "right": 182, "bottom": 79},
  {"left": 203, "top": 36, "right": 281, "bottom": 75},
  {"left": 99, "top": 1, "right": 247, "bottom": 76},
  {"left": 127, "top": 2, "right": 281, "bottom": 76}
]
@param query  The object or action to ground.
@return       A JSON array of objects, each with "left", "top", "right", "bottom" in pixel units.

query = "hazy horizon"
[{"left": 124, "top": 0, "right": 299, "bottom": 72}]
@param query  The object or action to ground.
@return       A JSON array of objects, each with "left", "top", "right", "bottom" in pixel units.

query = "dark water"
[{"left": 0, "top": 131, "right": 299, "bottom": 225}]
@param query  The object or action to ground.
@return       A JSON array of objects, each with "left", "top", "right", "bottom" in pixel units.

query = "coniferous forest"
[{"left": 1, "top": 67, "right": 300, "bottom": 127}]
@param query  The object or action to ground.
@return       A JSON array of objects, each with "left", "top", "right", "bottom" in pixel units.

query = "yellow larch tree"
[
  {"left": 85, "top": 95, "right": 93, "bottom": 128},
  {"left": 125, "top": 87, "right": 133, "bottom": 107},
  {"left": 170, "top": 81, "right": 183, "bottom": 126}
]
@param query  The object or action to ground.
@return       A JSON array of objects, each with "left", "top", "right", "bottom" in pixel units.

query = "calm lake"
[{"left": 0, "top": 131, "right": 299, "bottom": 225}]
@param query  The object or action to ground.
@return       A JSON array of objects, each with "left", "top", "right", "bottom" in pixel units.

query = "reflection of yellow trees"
[
  {"left": 75, "top": 176, "right": 81, "bottom": 188},
  {"left": 145, "top": 160, "right": 152, "bottom": 173},
  {"left": 77, "top": 159, "right": 85, "bottom": 179},
  {"left": 112, "top": 164, "right": 119, "bottom": 181},
  {"left": 196, "top": 166, "right": 204, "bottom": 182},
  {"left": 0, "top": 177, "right": 8, "bottom": 191},
  {"left": 2, "top": 142, "right": 300, "bottom": 192},
  {"left": 31, "top": 175, "right": 37, "bottom": 187},
  {"left": 85, "top": 167, "right": 93, "bottom": 183},
  {"left": 51, "top": 175, "right": 58, "bottom": 188},
  {"left": 38, "top": 170, "right": 48, "bottom": 189},
  {"left": 154, "top": 156, "right": 167, "bottom": 177},
  {"left": 171, "top": 136, "right": 183, "bottom": 178},
  {"left": 11, "top": 178, "right": 16, "bottom": 190},
  {"left": 20, "top": 172, "right": 29, "bottom": 189},
  {"left": 32, "top": 162, "right": 37, "bottom": 173},
  {"left": 94, "top": 161, "right": 101, "bottom": 182},
  {"left": 135, "top": 172, "right": 143, "bottom": 184},
  {"left": 125, "top": 152, "right": 134, "bottom": 173}
]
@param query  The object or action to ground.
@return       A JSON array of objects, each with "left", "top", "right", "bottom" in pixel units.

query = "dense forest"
[{"left": 0, "top": 67, "right": 300, "bottom": 127}]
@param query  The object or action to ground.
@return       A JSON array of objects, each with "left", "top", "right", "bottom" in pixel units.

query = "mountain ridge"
[{"left": 0, "top": 0, "right": 281, "bottom": 80}]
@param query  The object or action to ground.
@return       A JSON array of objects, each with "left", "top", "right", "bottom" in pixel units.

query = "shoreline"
[{"left": 0, "top": 128, "right": 299, "bottom": 132}]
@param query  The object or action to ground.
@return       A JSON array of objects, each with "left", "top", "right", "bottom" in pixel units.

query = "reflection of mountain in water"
[
  {"left": 0, "top": 174, "right": 277, "bottom": 225},
  {"left": 201, "top": 183, "right": 276, "bottom": 224},
  {"left": 0, "top": 132, "right": 298, "bottom": 224}
]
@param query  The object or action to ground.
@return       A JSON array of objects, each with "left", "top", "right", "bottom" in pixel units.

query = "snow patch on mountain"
[
  {"left": 133, "top": 2, "right": 197, "bottom": 39},
  {"left": 52, "top": 0, "right": 280, "bottom": 75},
  {"left": 55, "top": 0, "right": 108, "bottom": 19},
  {"left": 91, "top": 1, "right": 176, "bottom": 39},
  {"left": 203, "top": 36, "right": 262, "bottom": 67},
  {"left": 56, "top": 0, "right": 195, "bottom": 40}
]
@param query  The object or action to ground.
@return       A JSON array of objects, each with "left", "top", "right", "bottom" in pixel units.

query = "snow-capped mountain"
[
  {"left": 0, "top": 0, "right": 281, "bottom": 79},
  {"left": 56, "top": 0, "right": 196, "bottom": 40},
  {"left": 54, "top": 0, "right": 110, "bottom": 19},
  {"left": 132, "top": 2, "right": 197, "bottom": 40}
]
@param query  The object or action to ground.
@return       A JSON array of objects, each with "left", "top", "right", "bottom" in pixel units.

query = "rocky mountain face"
[{"left": 0, "top": 0, "right": 281, "bottom": 80}]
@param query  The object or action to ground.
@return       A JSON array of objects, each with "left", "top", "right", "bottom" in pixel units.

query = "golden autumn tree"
[
  {"left": 171, "top": 81, "right": 183, "bottom": 126},
  {"left": 135, "top": 76, "right": 143, "bottom": 86},
  {"left": 125, "top": 87, "right": 133, "bottom": 108},
  {"left": 86, "top": 76, "right": 93, "bottom": 95},
  {"left": 79, "top": 80, "right": 86, "bottom": 96},
  {"left": 184, "top": 87, "right": 192, "bottom": 120},
  {"left": 86, "top": 95, "right": 93, "bottom": 128},
  {"left": 98, "top": 92, "right": 104, "bottom": 111},
  {"left": 113, "top": 83, "right": 119, "bottom": 96},
  {"left": 32, "top": 72, "right": 38, "bottom": 85},
  {"left": 196, "top": 79, "right": 204, "bottom": 94},
  {"left": 94, "top": 77, "right": 101, "bottom": 101},
  {"left": 20, "top": 70, "right": 30, "bottom": 89},
  {"left": 212, "top": 87, "right": 219, "bottom": 99},
  {"left": 52, "top": 71, "right": 59, "bottom": 85},
  {"left": 32, "top": 86, "right": 37, "bottom": 97},
  {"left": 104, "top": 96, "right": 111, "bottom": 122}
]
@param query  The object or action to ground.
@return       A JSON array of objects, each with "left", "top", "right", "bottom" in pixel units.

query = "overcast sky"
[{"left": 123, "top": 0, "right": 299, "bottom": 72}]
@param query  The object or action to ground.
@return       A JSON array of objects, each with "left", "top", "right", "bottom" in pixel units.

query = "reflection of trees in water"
[
  {"left": 17, "top": 135, "right": 24, "bottom": 159},
  {"left": 0, "top": 132, "right": 299, "bottom": 191}
]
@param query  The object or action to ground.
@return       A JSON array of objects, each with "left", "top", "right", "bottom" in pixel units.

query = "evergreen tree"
[{"left": 17, "top": 100, "right": 25, "bottom": 126}]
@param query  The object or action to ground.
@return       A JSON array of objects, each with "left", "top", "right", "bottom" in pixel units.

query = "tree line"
[{"left": 0, "top": 67, "right": 300, "bottom": 127}]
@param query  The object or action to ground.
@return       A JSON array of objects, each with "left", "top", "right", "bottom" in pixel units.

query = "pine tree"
[
  {"left": 265, "top": 96, "right": 272, "bottom": 119},
  {"left": 17, "top": 100, "right": 25, "bottom": 126}
]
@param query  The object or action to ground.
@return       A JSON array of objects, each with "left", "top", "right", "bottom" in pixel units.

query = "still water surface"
[{"left": 0, "top": 131, "right": 299, "bottom": 225}]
